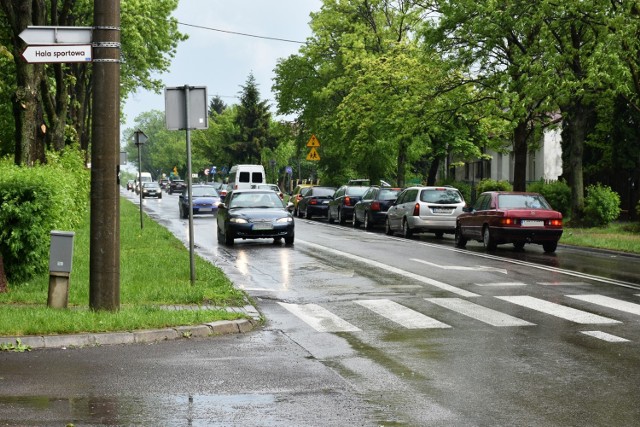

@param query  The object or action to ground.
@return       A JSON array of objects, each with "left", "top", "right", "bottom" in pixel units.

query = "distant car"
[
  {"left": 328, "top": 184, "right": 370, "bottom": 224},
  {"left": 178, "top": 185, "right": 221, "bottom": 219},
  {"left": 126, "top": 180, "right": 135, "bottom": 191},
  {"left": 296, "top": 186, "right": 336, "bottom": 219},
  {"left": 455, "top": 191, "right": 563, "bottom": 253},
  {"left": 141, "top": 181, "right": 162, "bottom": 199},
  {"left": 385, "top": 186, "right": 466, "bottom": 238},
  {"left": 158, "top": 179, "right": 169, "bottom": 190},
  {"left": 217, "top": 189, "right": 294, "bottom": 245},
  {"left": 168, "top": 179, "right": 186, "bottom": 195},
  {"left": 252, "top": 183, "right": 284, "bottom": 200},
  {"left": 353, "top": 186, "right": 401, "bottom": 229},
  {"left": 291, "top": 184, "right": 314, "bottom": 216}
]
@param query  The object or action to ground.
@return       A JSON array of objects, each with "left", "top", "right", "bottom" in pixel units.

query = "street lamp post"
[{"left": 134, "top": 129, "right": 147, "bottom": 229}]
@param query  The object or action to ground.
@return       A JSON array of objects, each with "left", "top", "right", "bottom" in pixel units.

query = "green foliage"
[
  {"left": 526, "top": 179, "right": 571, "bottom": 216},
  {"left": 0, "top": 148, "right": 89, "bottom": 281},
  {"left": 0, "top": 338, "right": 31, "bottom": 352},
  {"left": 475, "top": 179, "right": 513, "bottom": 193},
  {"left": 583, "top": 183, "right": 621, "bottom": 227},
  {"left": 437, "top": 178, "right": 471, "bottom": 204}
]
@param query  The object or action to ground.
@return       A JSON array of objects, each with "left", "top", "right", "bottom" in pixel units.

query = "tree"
[
  {"left": 208, "top": 95, "right": 227, "bottom": 117},
  {"left": 231, "top": 73, "right": 272, "bottom": 164}
]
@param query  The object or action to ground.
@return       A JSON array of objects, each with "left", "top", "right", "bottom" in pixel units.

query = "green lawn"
[
  {"left": 0, "top": 198, "right": 251, "bottom": 337},
  {"left": 560, "top": 222, "right": 640, "bottom": 254}
]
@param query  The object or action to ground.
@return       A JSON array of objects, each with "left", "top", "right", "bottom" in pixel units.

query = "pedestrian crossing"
[{"left": 278, "top": 294, "right": 640, "bottom": 343}]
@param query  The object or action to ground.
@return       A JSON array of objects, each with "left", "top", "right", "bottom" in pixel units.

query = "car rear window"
[
  {"left": 498, "top": 194, "right": 550, "bottom": 209},
  {"left": 346, "top": 186, "right": 369, "bottom": 196},
  {"left": 420, "top": 189, "right": 463, "bottom": 204},
  {"left": 379, "top": 189, "right": 400, "bottom": 200},
  {"left": 312, "top": 188, "right": 335, "bottom": 197}
]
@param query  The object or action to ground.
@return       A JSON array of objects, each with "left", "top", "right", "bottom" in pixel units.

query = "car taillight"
[
  {"left": 344, "top": 196, "right": 351, "bottom": 206},
  {"left": 310, "top": 198, "right": 318, "bottom": 205},
  {"left": 412, "top": 203, "right": 420, "bottom": 216},
  {"left": 500, "top": 218, "right": 515, "bottom": 225},
  {"left": 548, "top": 219, "right": 562, "bottom": 226},
  {"left": 371, "top": 201, "right": 380, "bottom": 211}
]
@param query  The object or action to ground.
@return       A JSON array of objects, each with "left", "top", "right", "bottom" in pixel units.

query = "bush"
[
  {"left": 475, "top": 179, "right": 513, "bottom": 193},
  {"left": 0, "top": 148, "right": 89, "bottom": 282},
  {"left": 527, "top": 179, "right": 571, "bottom": 216},
  {"left": 583, "top": 183, "right": 621, "bottom": 227}
]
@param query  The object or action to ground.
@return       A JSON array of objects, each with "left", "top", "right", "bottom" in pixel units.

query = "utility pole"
[{"left": 89, "top": 0, "right": 120, "bottom": 311}]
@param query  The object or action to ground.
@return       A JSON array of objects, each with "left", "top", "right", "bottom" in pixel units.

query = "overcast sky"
[{"left": 122, "top": 0, "right": 323, "bottom": 138}]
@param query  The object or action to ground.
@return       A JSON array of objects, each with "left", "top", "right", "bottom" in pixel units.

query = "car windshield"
[
  {"left": 420, "top": 189, "right": 463, "bottom": 204},
  {"left": 144, "top": 182, "right": 159, "bottom": 188},
  {"left": 498, "top": 194, "right": 551, "bottom": 209},
  {"left": 228, "top": 192, "right": 285, "bottom": 209},
  {"left": 191, "top": 187, "right": 219, "bottom": 197}
]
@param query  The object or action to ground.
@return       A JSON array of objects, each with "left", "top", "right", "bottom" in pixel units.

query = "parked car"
[
  {"left": 328, "top": 184, "right": 370, "bottom": 224},
  {"left": 291, "top": 184, "right": 313, "bottom": 216},
  {"left": 168, "top": 179, "right": 187, "bottom": 194},
  {"left": 454, "top": 191, "right": 563, "bottom": 253},
  {"left": 141, "top": 181, "right": 162, "bottom": 199},
  {"left": 178, "top": 185, "right": 221, "bottom": 219},
  {"left": 353, "top": 186, "right": 401, "bottom": 229},
  {"left": 296, "top": 186, "right": 336, "bottom": 219},
  {"left": 216, "top": 189, "right": 294, "bottom": 245},
  {"left": 126, "top": 180, "right": 135, "bottom": 191},
  {"left": 385, "top": 186, "right": 466, "bottom": 238}
]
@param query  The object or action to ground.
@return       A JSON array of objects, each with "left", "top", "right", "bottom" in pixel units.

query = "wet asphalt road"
[{"left": 1, "top": 189, "right": 639, "bottom": 426}]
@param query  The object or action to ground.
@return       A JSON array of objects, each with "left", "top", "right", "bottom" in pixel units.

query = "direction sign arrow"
[
  {"left": 21, "top": 45, "right": 92, "bottom": 63},
  {"left": 19, "top": 26, "right": 93, "bottom": 45}
]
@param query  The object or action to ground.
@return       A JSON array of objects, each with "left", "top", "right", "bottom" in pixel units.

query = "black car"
[
  {"left": 141, "top": 181, "right": 162, "bottom": 199},
  {"left": 217, "top": 189, "right": 294, "bottom": 245},
  {"left": 327, "top": 184, "right": 370, "bottom": 224},
  {"left": 168, "top": 179, "right": 186, "bottom": 194},
  {"left": 353, "top": 186, "right": 401, "bottom": 229},
  {"left": 178, "top": 185, "right": 221, "bottom": 219},
  {"left": 296, "top": 186, "right": 335, "bottom": 219}
]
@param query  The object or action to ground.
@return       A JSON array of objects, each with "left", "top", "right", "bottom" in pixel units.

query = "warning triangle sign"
[
  {"left": 306, "top": 134, "right": 320, "bottom": 147},
  {"left": 306, "top": 147, "right": 320, "bottom": 161}
]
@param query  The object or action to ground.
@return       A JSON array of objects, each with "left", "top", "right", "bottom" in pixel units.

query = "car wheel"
[
  {"left": 224, "top": 228, "right": 235, "bottom": 245},
  {"left": 305, "top": 207, "right": 312, "bottom": 220},
  {"left": 513, "top": 242, "right": 525, "bottom": 250},
  {"left": 385, "top": 218, "right": 394, "bottom": 235},
  {"left": 158, "top": 194, "right": 162, "bottom": 199},
  {"left": 402, "top": 219, "right": 413, "bottom": 238},
  {"left": 542, "top": 241, "right": 558, "bottom": 253},
  {"left": 364, "top": 212, "right": 372, "bottom": 230},
  {"left": 328, "top": 209, "right": 335, "bottom": 224},
  {"left": 352, "top": 212, "right": 360, "bottom": 228},
  {"left": 296, "top": 206, "right": 302, "bottom": 218},
  {"left": 454, "top": 225, "right": 467, "bottom": 248},
  {"left": 338, "top": 208, "right": 346, "bottom": 225},
  {"left": 284, "top": 234, "right": 294, "bottom": 245},
  {"left": 482, "top": 226, "right": 497, "bottom": 250},
  {"left": 217, "top": 226, "right": 224, "bottom": 244},
  {"left": 273, "top": 237, "right": 283, "bottom": 243}
]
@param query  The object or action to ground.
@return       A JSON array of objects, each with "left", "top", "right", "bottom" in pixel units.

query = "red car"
[{"left": 455, "top": 191, "right": 563, "bottom": 253}]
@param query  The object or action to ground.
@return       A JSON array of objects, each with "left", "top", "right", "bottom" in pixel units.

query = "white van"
[
  {"left": 228, "top": 164, "right": 266, "bottom": 190},
  {"left": 135, "top": 172, "right": 153, "bottom": 193}
]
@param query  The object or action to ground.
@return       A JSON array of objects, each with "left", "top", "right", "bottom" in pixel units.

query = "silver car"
[{"left": 385, "top": 186, "right": 465, "bottom": 238}]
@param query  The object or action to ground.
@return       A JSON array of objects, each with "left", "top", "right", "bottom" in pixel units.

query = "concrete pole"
[{"left": 90, "top": 0, "right": 121, "bottom": 311}]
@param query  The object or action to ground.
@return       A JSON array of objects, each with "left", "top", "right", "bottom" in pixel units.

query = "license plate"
[
  {"left": 521, "top": 220, "right": 544, "bottom": 227},
  {"left": 252, "top": 223, "right": 273, "bottom": 230},
  {"left": 197, "top": 207, "right": 212, "bottom": 212},
  {"left": 432, "top": 208, "right": 453, "bottom": 214}
]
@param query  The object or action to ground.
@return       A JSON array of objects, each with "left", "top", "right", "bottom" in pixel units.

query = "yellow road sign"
[
  {"left": 306, "top": 147, "right": 320, "bottom": 161},
  {"left": 306, "top": 134, "right": 320, "bottom": 147}
]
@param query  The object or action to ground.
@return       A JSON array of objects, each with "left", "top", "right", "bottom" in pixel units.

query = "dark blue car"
[{"left": 353, "top": 186, "right": 401, "bottom": 230}]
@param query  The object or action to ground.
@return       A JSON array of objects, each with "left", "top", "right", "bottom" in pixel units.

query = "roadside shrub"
[
  {"left": 582, "top": 183, "right": 621, "bottom": 227},
  {"left": 526, "top": 179, "right": 571, "bottom": 216},
  {"left": 0, "top": 148, "right": 90, "bottom": 282},
  {"left": 475, "top": 179, "right": 513, "bottom": 194}
]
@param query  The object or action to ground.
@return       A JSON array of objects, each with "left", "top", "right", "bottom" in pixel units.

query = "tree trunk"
[
  {"left": 563, "top": 100, "right": 588, "bottom": 221},
  {"left": 396, "top": 138, "right": 408, "bottom": 187},
  {"left": 426, "top": 157, "right": 440, "bottom": 186},
  {"left": 0, "top": 254, "right": 8, "bottom": 294},
  {"left": 512, "top": 120, "right": 529, "bottom": 191}
]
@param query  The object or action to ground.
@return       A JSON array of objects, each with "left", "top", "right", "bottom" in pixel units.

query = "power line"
[{"left": 178, "top": 22, "right": 306, "bottom": 45}]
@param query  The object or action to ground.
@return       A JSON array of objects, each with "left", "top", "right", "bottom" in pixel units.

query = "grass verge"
[
  {"left": 0, "top": 197, "right": 250, "bottom": 337},
  {"left": 560, "top": 222, "right": 640, "bottom": 254}
]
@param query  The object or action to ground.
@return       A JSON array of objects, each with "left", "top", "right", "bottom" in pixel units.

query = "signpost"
[
  {"left": 21, "top": 45, "right": 92, "bottom": 63},
  {"left": 19, "top": 26, "right": 94, "bottom": 64}
]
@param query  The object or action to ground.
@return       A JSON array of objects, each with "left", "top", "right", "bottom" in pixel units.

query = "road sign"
[
  {"left": 307, "top": 134, "right": 320, "bottom": 147},
  {"left": 19, "top": 26, "right": 93, "bottom": 45},
  {"left": 21, "top": 44, "right": 92, "bottom": 63},
  {"left": 306, "top": 147, "right": 320, "bottom": 161},
  {"left": 204, "top": 168, "right": 210, "bottom": 176}
]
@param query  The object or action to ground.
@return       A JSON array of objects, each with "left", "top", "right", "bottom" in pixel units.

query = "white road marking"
[
  {"left": 567, "top": 295, "right": 640, "bottom": 316},
  {"left": 474, "top": 282, "right": 527, "bottom": 287},
  {"left": 411, "top": 259, "right": 507, "bottom": 275},
  {"left": 538, "top": 282, "right": 591, "bottom": 286},
  {"left": 580, "top": 331, "right": 629, "bottom": 343},
  {"left": 278, "top": 302, "right": 361, "bottom": 332},
  {"left": 496, "top": 296, "right": 621, "bottom": 324},
  {"left": 297, "top": 240, "right": 479, "bottom": 297},
  {"left": 425, "top": 298, "right": 534, "bottom": 327},
  {"left": 356, "top": 299, "right": 451, "bottom": 329}
]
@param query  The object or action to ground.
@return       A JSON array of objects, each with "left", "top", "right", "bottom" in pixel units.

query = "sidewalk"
[{"left": 0, "top": 304, "right": 261, "bottom": 350}]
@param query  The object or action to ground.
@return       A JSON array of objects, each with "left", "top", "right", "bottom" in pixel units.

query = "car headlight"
[
  {"left": 275, "top": 217, "right": 292, "bottom": 223},
  {"left": 230, "top": 218, "right": 248, "bottom": 224}
]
